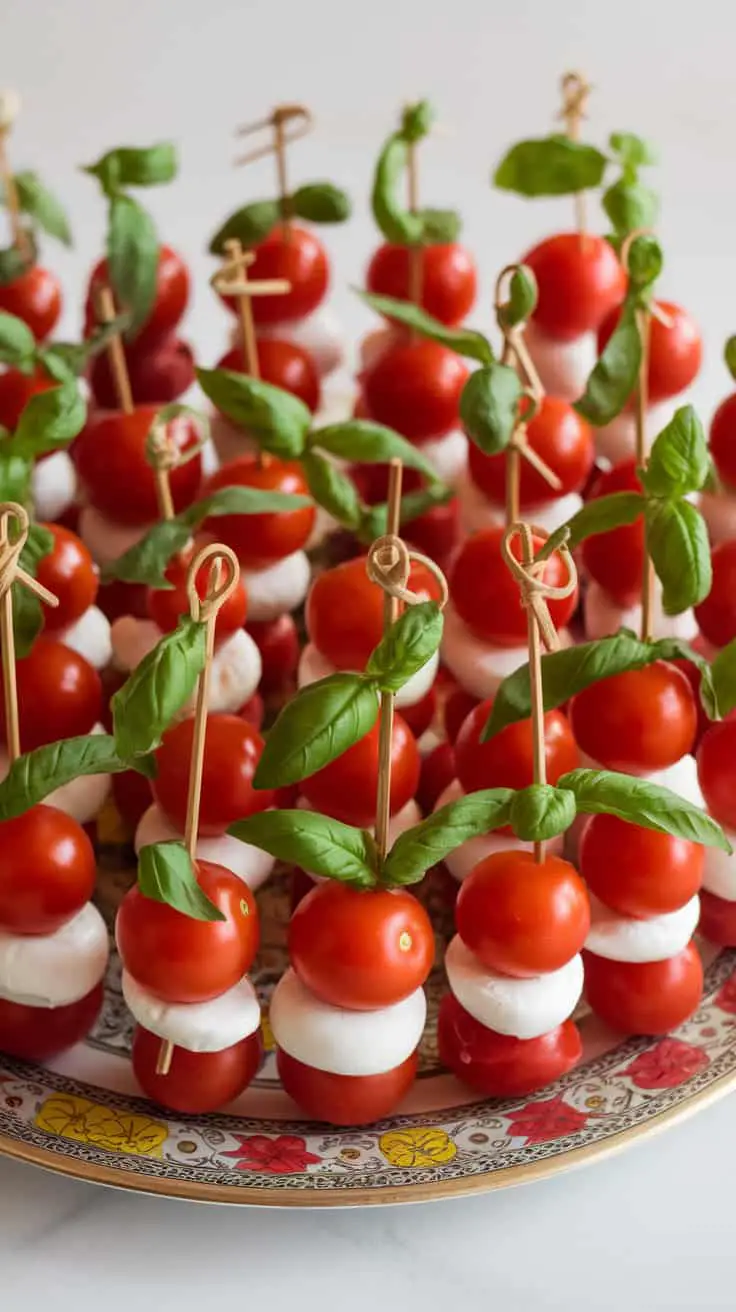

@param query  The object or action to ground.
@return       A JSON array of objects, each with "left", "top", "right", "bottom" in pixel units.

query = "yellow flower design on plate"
[
  {"left": 35, "top": 1095, "right": 168, "bottom": 1157},
  {"left": 379, "top": 1127, "right": 457, "bottom": 1168}
]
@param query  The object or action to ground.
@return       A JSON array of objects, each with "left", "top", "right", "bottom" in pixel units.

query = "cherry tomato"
[
  {"left": 96, "top": 578, "right": 150, "bottom": 624},
  {"left": 217, "top": 341, "right": 320, "bottom": 413},
  {"left": 598, "top": 300, "right": 702, "bottom": 404},
  {"left": 238, "top": 690, "right": 265, "bottom": 730},
  {"left": 450, "top": 526, "right": 578, "bottom": 645},
  {"left": 302, "top": 712, "right": 420, "bottom": 826},
  {"left": 579, "top": 813, "right": 704, "bottom": 918},
  {"left": 438, "top": 994, "right": 582, "bottom": 1096},
  {"left": 85, "top": 245, "right": 189, "bottom": 350},
  {"left": 697, "top": 720, "right": 736, "bottom": 828},
  {"left": 455, "top": 699, "right": 578, "bottom": 795},
  {"left": 362, "top": 340, "right": 469, "bottom": 442},
  {"left": 670, "top": 657, "right": 711, "bottom": 753},
  {"left": 467, "top": 396, "right": 594, "bottom": 506},
  {"left": 580, "top": 459, "right": 644, "bottom": 605},
  {"left": 0, "top": 636, "right": 102, "bottom": 751},
  {"left": 569, "top": 661, "right": 697, "bottom": 774},
  {"left": 404, "top": 496, "right": 461, "bottom": 573},
  {"left": 219, "top": 225, "right": 328, "bottom": 325},
  {"left": 0, "top": 805, "right": 96, "bottom": 934},
  {"left": 306, "top": 554, "right": 441, "bottom": 670},
  {"left": 0, "top": 981, "right": 103, "bottom": 1061},
  {"left": 694, "top": 540, "right": 736, "bottom": 648},
  {"left": 443, "top": 686, "right": 479, "bottom": 745},
  {"left": 0, "top": 365, "right": 55, "bottom": 432},
  {"left": 89, "top": 334, "right": 195, "bottom": 408},
  {"left": 147, "top": 546, "right": 247, "bottom": 644},
  {"left": 277, "top": 1047, "right": 418, "bottom": 1126},
  {"left": 522, "top": 234, "right": 626, "bottom": 341},
  {"left": 152, "top": 714, "right": 274, "bottom": 836},
  {"left": 583, "top": 944, "right": 703, "bottom": 1034},
  {"left": 36, "top": 523, "right": 98, "bottom": 630},
  {"left": 247, "top": 614, "right": 300, "bottom": 693},
  {"left": 417, "top": 740, "right": 456, "bottom": 814},
  {"left": 366, "top": 241, "right": 477, "bottom": 326},
  {"left": 202, "top": 454, "right": 314, "bottom": 569},
  {"left": 709, "top": 392, "right": 736, "bottom": 490},
  {"left": 399, "top": 684, "right": 436, "bottom": 739},
  {"left": 73, "top": 406, "right": 202, "bottom": 526},
  {"left": 117, "top": 860, "right": 258, "bottom": 1003},
  {"left": 0, "top": 265, "right": 62, "bottom": 341},
  {"left": 111, "top": 768, "right": 153, "bottom": 833},
  {"left": 698, "top": 889, "right": 736, "bottom": 946},
  {"left": 289, "top": 883, "right": 434, "bottom": 1010},
  {"left": 132, "top": 1024, "right": 262, "bottom": 1113}
]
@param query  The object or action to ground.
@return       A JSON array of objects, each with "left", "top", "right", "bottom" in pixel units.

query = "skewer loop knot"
[
  {"left": 501, "top": 522, "right": 577, "bottom": 652},
  {"left": 366, "top": 534, "right": 449, "bottom": 610},
  {"left": 186, "top": 543, "right": 240, "bottom": 624}
]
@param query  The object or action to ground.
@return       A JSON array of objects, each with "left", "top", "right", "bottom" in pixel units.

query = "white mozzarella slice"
[
  {"left": 257, "top": 306, "right": 345, "bottom": 378},
  {"left": 701, "top": 827, "right": 736, "bottom": 901},
  {"left": 585, "top": 893, "right": 700, "bottom": 963},
  {"left": 312, "top": 385, "right": 358, "bottom": 431},
  {"left": 594, "top": 401, "right": 673, "bottom": 467},
  {"left": 583, "top": 580, "right": 698, "bottom": 643},
  {"left": 243, "top": 550, "right": 310, "bottom": 622},
  {"left": 456, "top": 468, "right": 583, "bottom": 537},
  {"left": 297, "top": 641, "right": 438, "bottom": 710},
  {"left": 418, "top": 429, "right": 467, "bottom": 487},
  {"left": 434, "top": 780, "right": 564, "bottom": 882},
  {"left": 32, "top": 450, "right": 77, "bottom": 522},
  {"left": 0, "top": 722, "right": 111, "bottom": 824},
  {"left": 270, "top": 969, "right": 426, "bottom": 1075},
  {"left": 523, "top": 322, "right": 596, "bottom": 403},
  {"left": 135, "top": 803, "right": 275, "bottom": 890},
  {"left": 78, "top": 505, "right": 151, "bottom": 567},
  {"left": 122, "top": 971, "right": 260, "bottom": 1051},
  {"left": 110, "top": 616, "right": 161, "bottom": 672},
  {"left": 112, "top": 620, "right": 261, "bottom": 716},
  {"left": 0, "top": 903, "right": 109, "bottom": 1008},
  {"left": 445, "top": 935, "right": 583, "bottom": 1040},
  {"left": 698, "top": 490, "right": 736, "bottom": 546},
  {"left": 441, "top": 604, "right": 572, "bottom": 700},
  {"left": 58, "top": 605, "right": 112, "bottom": 670}
]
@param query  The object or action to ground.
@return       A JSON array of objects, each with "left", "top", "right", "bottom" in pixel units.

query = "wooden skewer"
[
  {"left": 620, "top": 228, "right": 656, "bottom": 642},
  {"left": 94, "top": 286, "right": 134, "bottom": 415},
  {"left": 0, "top": 503, "right": 59, "bottom": 763},
  {"left": 374, "top": 460, "right": 403, "bottom": 861},
  {"left": 210, "top": 242, "right": 290, "bottom": 378},
  {"left": 233, "top": 104, "right": 313, "bottom": 235},
  {"left": 558, "top": 71, "right": 591, "bottom": 237}
]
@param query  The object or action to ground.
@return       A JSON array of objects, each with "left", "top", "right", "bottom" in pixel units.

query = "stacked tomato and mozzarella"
[
  {"left": 695, "top": 721, "right": 736, "bottom": 947},
  {"left": 0, "top": 367, "right": 78, "bottom": 523},
  {"left": 35, "top": 522, "right": 112, "bottom": 671}
]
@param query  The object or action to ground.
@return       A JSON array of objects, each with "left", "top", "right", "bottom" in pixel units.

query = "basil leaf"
[
  {"left": 42, "top": 313, "right": 133, "bottom": 379},
  {"left": 627, "top": 233, "right": 663, "bottom": 292},
  {"left": 646, "top": 498, "right": 711, "bottom": 615},
  {"left": 137, "top": 842, "right": 224, "bottom": 922},
  {"left": 498, "top": 266, "right": 538, "bottom": 330},
  {"left": 494, "top": 137, "right": 607, "bottom": 197},
  {"left": 101, "top": 519, "right": 192, "bottom": 588},
  {"left": 558, "top": 768, "right": 731, "bottom": 853},
  {"left": 575, "top": 298, "right": 641, "bottom": 426},
  {"left": 195, "top": 366, "right": 311, "bottom": 458},
  {"left": 84, "top": 144, "right": 177, "bottom": 194},
  {"left": 0, "top": 733, "right": 147, "bottom": 821},
  {"left": 711, "top": 639, "right": 736, "bottom": 719},
  {"left": 190, "top": 484, "right": 312, "bottom": 522},
  {"left": 459, "top": 362, "right": 522, "bottom": 455},
  {"left": 208, "top": 200, "right": 281, "bottom": 255},
  {"left": 302, "top": 449, "right": 361, "bottom": 530},
  {"left": 310, "top": 417, "right": 439, "bottom": 480},
  {"left": 725, "top": 336, "right": 736, "bottom": 383},
  {"left": 107, "top": 193, "right": 159, "bottom": 337},
  {"left": 12, "top": 381, "right": 86, "bottom": 458},
  {"left": 609, "top": 132, "right": 658, "bottom": 169},
  {"left": 12, "top": 522, "right": 53, "bottom": 657},
  {"left": 357, "top": 290, "right": 494, "bottom": 365},
  {"left": 0, "top": 311, "right": 36, "bottom": 367},
  {"left": 0, "top": 242, "right": 35, "bottom": 287},
  {"left": 290, "top": 183, "right": 351, "bottom": 224},
  {"left": 417, "top": 207, "right": 461, "bottom": 244},
  {"left": 229, "top": 811, "right": 377, "bottom": 888},
  {"left": 401, "top": 100, "right": 434, "bottom": 141},
  {"left": 366, "top": 601, "right": 443, "bottom": 693},
  {"left": 382, "top": 788, "right": 514, "bottom": 886},
  {"left": 254, "top": 674, "right": 380, "bottom": 789},
  {"left": 0, "top": 450, "right": 31, "bottom": 504},
  {"left": 13, "top": 171, "right": 72, "bottom": 247},
  {"left": 538, "top": 490, "right": 645, "bottom": 560},
  {"left": 509, "top": 784, "right": 576, "bottom": 842},
  {"left": 642, "top": 406, "right": 710, "bottom": 499},
  {"left": 602, "top": 179, "right": 659, "bottom": 238},
  {"left": 111, "top": 617, "right": 206, "bottom": 759},
  {"left": 372, "top": 134, "right": 423, "bottom": 246}
]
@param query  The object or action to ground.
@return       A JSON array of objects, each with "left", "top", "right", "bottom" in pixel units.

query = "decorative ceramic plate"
[{"left": 1, "top": 851, "right": 735, "bottom": 1207}]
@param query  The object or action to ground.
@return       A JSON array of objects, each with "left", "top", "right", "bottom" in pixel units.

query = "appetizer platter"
[{"left": 2, "top": 76, "right": 736, "bottom": 1208}]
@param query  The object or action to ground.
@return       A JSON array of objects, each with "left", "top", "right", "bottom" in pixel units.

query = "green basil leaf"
[
  {"left": 208, "top": 200, "right": 281, "bottom": 256},
  {"left": 626, "top": 233, "right": 663, "bottom": 292},
  {"left": 195, "top": 366, "right": 311, "bottom": 458},
  {"left": 0, "top": 733, "right": 148, "bottom": 821},
  {"left": 366, "top": 601, "right": 443, "bottom": 693},
  {"left": 0, "top": 450, "right": 31, "bottom": 504},
  {"left": 509, "top": 784, "right": 576, "bottom": 842},
  {"left": 494, "top": 137, "right": 607, "bottom": 197},
  {"left": 382, "top": 788, "right": 514, "bottom": 886},
  {"left": 107, "top": 193, "right": 159, "bottom": 337},
  {"left": 290, "top": 182, "right": 351, "bottom": 224},
  {"left": 0, "top": 311, "right": 36, "bottom": 366},
  {"left": 538, "top": 490, "right": 645, "bottom": 561},
  {"left": 575, "top": 298, "right": 641, "bottom": 426},
  {"left": 0, "top": 241, "right": 35, "bottom": 287},
  {"left": 12, "top": 522, "right": 53, "bottom": 657},
  {"left": 417, "top": 207, "right": 461, "bottom": 244},
  {"left": 310, "top": 416, "right": 439, "bottom": 479},
  {"left": 498, "top": 266, "right": 538, "bottom": 330},
  {"left": 642, "top": 405, "right": 710, "bottom": 499},
  {"left": 724, "top": 336, "right": 736, "bottom": 383},
  {"left": 101, "top": 518, "right": 192, "bottom": 588},
  {"left": 254, "top": 673, "right": 380, "bottom": 789},
  {"left": 372, "top": 134, "right": 424, "bottom": 246},
  {"left": 558, "top": 768, "right": 731, "bottom": 852},
  {"left": 188, "top": 483, "right": 312, "bottom": 524},
  {"left": 111, "top": 617, "right": 206, "bottom": 759},
  {"left": 41, "top": 312, "right": 133, "bottom": 380},
  {"left": 357, "top": 290, "right": 494, "bottom": 365},
  {"left": 229, "top": 810, "right": 377, "bottom": 888},
  {"left": 13, "top": 171, "right": 72, "bottom": 247},
  {"left": 459, "top": 362, "right": 522, "bottom": 455},
  {"left": 137, "top": 841, "right": 225, "bottom": 922},
  {"left": 602, "top": 179, "right": 659, "bottom": 238},
  {"left": 357, "top": 483, "right": 452, "bottom": 544},
  {"left": 646, "top": 498, "right": 711, "bottom": 615},
  {"left": 12, "top": 380, "right": 86, "bottom": 458},
  {"left": 401, "top": 100, "right": 434, "bottom": 142},
  {"left": 84, "top": 143, "right": 177, "bottom": 194},
  {"left": 609, "top": 132, "right": 658, "bottom": 169},
  {"left": 301, "top": 449, "right": 361, "bottom": 531},
  {"left": 711, "top": 639, "right": 736, "bottom": 719}
]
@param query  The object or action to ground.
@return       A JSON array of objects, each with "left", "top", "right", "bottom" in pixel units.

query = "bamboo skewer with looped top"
[
  {"left": 210, "top": 239, "right": 290, "bottom": 380},
  {"left": 234, "top": 104, "right": 313, "bottom": 232},
  {"left": 155, "top": 541, "right": 241, "bottom": 1078},
  {"left": 557, "top": 71, "right": 591, "bottom": 237},
  {"left": 94, "top": 285, "right": 134, "bottom": 415},
  {"left": 501, "top": 521, "right": 577, "bottom": 864},
  {"left": 146, "top": 416, "right": 210, "bottom": 525},
  {"left": 0, "top": 90, "right": 31, "bottom": 264},
  {"left": 0, "top": 503, "right": 59, "bottom": 762}
]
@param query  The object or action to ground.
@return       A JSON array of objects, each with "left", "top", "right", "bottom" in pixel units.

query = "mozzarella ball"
[
  {"left": 523, "top": 322, "right": 596, "bottom": 403},
  {"left": 112, "top": 620, "right": 261, "bottom": 716},
  {"left": 702, "top": 828, "right": 736, "bottom": 901},
  {"left": 419, "top": 429, "right": 468, "bottom": 488},
  {"left": 122, "top": 971, "right": 261, "bottom": 1051},
  {"left": 585, "top": 893, "right": 700, "bottom": 963},
  {"left": 0, "top": 723, "right": 111, "bottom": 825},
  {"left": 442, "top": 604, "right": 572, "bottom": 700},
  {"left": 434, "top": 779, "right": 564, "bottom": 882},
  {"left": 59, "top": 605, "right": 113, "bottom": 671},
  {"left": 456, "top": 468, "right": 583, "bottom": 538},
  {"left": 243, "top": 550, "right": 310, "bottom": 622},
  {"left": 78, "top": 505, "right": 150, "bottom": 567},
  {"left": 0, "top": 903, "right": 109, "bottom": 1008},
  {"left": 594, "top": 401, "right": 673, "bottom": 468},
  {"left": 698, "top": 490, "right": 736, "bottom": 547},
  {"left": 445, "top": 935, "right": 584, "bottom": 1040},
  {"left": 32, "top": 450, "right": 77, "bottom": 522},
  {"left": 583, "top": 580, "right": 698, "bottom": 643},
  {"left": 110, "top": 616, "right": 161, "bottom": 672},
  {"left": 135, "top": 803, "right": 275, "bottom": 890},
  {"left": 359, "top": 324, "right": 403, "bottom": 373},
  {"left": 297, "top": 641, "right": 438, "bottom": 711},
  {"left": 257, "top": 306, "right": 345, "bottom": 379}
]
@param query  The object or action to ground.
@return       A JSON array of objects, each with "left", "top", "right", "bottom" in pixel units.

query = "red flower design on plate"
[
  {"left": 506, "top": 1096, "right": 588, "bottom": 1146},
  {"left": 622, "top": 1039, "right": 709, "bottom": 1090},
  {"left": 715, "top": 975, "right": 736, "bottom": 1016},
  {"left": 221, "top": 1133, "right": 321, "bottom": 1174}
]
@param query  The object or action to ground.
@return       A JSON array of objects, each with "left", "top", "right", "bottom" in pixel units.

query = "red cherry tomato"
[
  {"left": 450, "top": 526, "right": 578, "bottom": 645},
  {"left": 582, "top": 944, "right": 703, "bottom": 1034},
  {"left": 73, "top": 406, "right": 202, "bottom": 526},
  {"left": 399, "top": 685, "right": 436, "bottom": 741},
  {"left": 89, "top": 334, "right": 195, "bottom": 408},
  {"left": 579, "top": 813, "right": 704, "bottom": 918},
  {"left": 362, "top": 340, "right": 469, "bottom": 442},
  {"left": 289, "top": 883, "right": 434, "bottom": 1010},
  {"left": 238, "top": 690, "right": 265, "bottom": 730},
  {"left": 217, "top": 341, "right": 320, "bottom": 413},
  {"left": 247, "top": 613, "right": 300, "bottom": 693},
  {"left": 202, "top": 455, "right": 314, "bottom": 569},
  {"left": 0, "top": 805, "right": 96, "bottom": 934},
  {"left": 131, "top": 1024, "right": 261, "bottom": 1113},
  {"left": 669, "top": 657, "right": 711, "bottom": 754},
  {"left": 522, "top": 234, "right": 626, "bottom": 341},
  {"left": 598, "top": 300, "right": 702, "bottom": 404},
  {"left": 404, "top": 496, "right": 461, "bottom": 573},
  {"left": 694, "top": 540, "right": 736, "bottom": 648},
  {"left": 147, "top": 547, "right": 247, "bottom": 643},
  {"left": 0, "top": 636, "right": 102, "bottom": 751},
  {"left": 456, "top": 850, "right": 589, "bottom": 977},
  {"left": 117, "top": 860, "right": 258, "bottom": 1003},
  {"left": 580, "top": 459, "right": 644, "bottom": 605},
  {"left": 709, "top": 392, "right": 736, "bottom": 490},
  {"left": 417, "top": 740, "right": 456, "bottom": 814},
  {"left": 455, "top": 699, "right": 578, "bottom": 795},
  {"left": 698, "top": 889, "right": 736, "bottom": 946},
  {"left": 301, "top": 712, "right": 420, "bottom": 826},
  {"left": 277, "top": 1047, "right": 417, "bottom": 1126},
  {"left": 306, "top": 554, "right": 441, "bottom": 670},
  {"left": 0, "top": 981, "right": 103, "bottom": 1061},
  {"left": 697, "top": 720, "right": 736, "bottom": 828},
  {"left": 0, "top": 265, "right": 62, "bottom": 341},
  {"left": 438, "top": 994, "right": 582, "bottom": 1096},
  {"left": 0, "top": 365, "right": 55, "bottom": 432},
  {"left": 111, "top": 768, "right": 153, "bottom": 833},
  {"left": 152, "top": 714, "right": 274, "bottom": 836},
  {"left": 443, "top": 686, "right": 479, "bottom": 744},
  {"left": 36, "top": 523, "right": 98, "bottom": 630},
  {"left": 366, "top": 241, "right": 477, "bottom": 326},
  {"left": 85, "top": 245, "right": 189, "bottom": 350},
  {"left": 468, "top": 396, "right": 594, "bottom": 506},
  {"left": 96, "top": 578, "right": 150, "bottom": 624},
  {"left": 219, "top": 225, "right": 328, "bottom": 325},
  {"left": 569, "top": 661, "right": 697, "bottom": 774}
]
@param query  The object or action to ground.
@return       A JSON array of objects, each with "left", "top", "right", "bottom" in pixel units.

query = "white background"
[{"left": 3, "top": 0, "right": 736, "bottom": 1306}]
